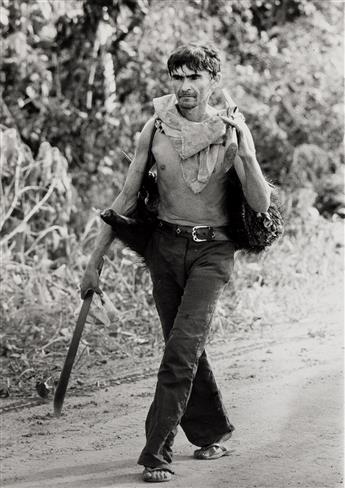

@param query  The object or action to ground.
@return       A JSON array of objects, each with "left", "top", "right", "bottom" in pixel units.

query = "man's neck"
[{"left": 177, "top": 103, "right": 213, "bottom": 122}]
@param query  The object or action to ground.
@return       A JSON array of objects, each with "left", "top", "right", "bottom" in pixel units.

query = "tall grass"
[
  {"left": 1, "top": 126, "right": 343, "bottom": 398},
  {"left": 1, "top": 209, "right": 342, "bottom": 398}
]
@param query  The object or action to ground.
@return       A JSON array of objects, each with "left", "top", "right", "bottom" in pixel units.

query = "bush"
[{"left": 0, "top": 0, "right": 343, "bottom": 398}]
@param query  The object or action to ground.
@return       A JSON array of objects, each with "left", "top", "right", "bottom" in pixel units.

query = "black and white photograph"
[{"left": 0, "top": 0, "right": 343, "bottom": 486}]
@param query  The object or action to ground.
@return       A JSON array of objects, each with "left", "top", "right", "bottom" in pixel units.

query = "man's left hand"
[{"left": 220, "top": 111, "right": 256, "bottom": 160}]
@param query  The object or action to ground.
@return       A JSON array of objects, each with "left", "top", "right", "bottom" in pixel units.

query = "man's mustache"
[{"left": 178, "top": 92, "right": 196, "bottom": 97}]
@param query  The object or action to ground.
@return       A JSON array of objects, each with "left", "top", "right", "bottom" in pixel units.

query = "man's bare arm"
[
  {"left": 111, "top": 117, "right": 156, "bottom": 216},
  {"left": 221, "top": 113, "right": 271, "bottom": 213},
  {"left": 233, "top": 154, "right": 271, "bottom": 213},
  {"left": 80, "top": 118, "right": 155, "bottom": 296}
]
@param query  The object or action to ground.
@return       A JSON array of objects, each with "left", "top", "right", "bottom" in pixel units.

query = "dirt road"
[{"left": 1, "top": 291, "right": 343, "bottom": 488}]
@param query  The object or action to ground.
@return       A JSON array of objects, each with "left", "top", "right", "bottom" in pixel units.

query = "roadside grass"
[
  {"left": 1, "top": 126, "right": 343, "bottom": 400},
  {"left": 0, "top": 212, "right": 343, "bottom": 399},
  {"left": 215, "top": 215, "right": 343, "bottom": 338}
]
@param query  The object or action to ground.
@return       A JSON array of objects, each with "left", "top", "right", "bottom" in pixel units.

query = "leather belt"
[{"left": 157, "top": 220, "right": 230, "bottom": 242}]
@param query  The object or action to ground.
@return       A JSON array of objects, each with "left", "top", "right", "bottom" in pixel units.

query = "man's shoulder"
[
  {"left": 138, "top": 117, "right": 156, "bottom": 146},
  {"left": 142, "top": 116, "right": 156, "bottom": 132},
  {"left": 206, "top": 104, "right": 219, "bottom": 116},
  {"left": 206, "top": 104, "right": 227, "bottom": 118}
]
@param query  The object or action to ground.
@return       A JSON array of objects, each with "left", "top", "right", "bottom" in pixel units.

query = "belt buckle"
[{"left": 192, "top": 225, "right": 213, "bottom": 242}]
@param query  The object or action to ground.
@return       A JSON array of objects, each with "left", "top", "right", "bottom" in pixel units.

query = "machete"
[
  {"left": 222, "top": 88, "right": 239, "bottom": 161},
  {"left": 54, "top": 259, "right": 103, "bottom": 417}
]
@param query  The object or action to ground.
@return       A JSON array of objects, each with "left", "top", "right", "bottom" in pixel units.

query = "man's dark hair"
[{"left": 167, "top": 44, "right": 221, "bottom": 79}]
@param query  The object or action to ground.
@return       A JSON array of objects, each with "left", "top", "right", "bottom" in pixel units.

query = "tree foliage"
[
  {"left": 0, "top": 0, "right": 343, "bottom": 241},
  {"left": 0, "top": 0, "right": 343, "bottom": 398}
]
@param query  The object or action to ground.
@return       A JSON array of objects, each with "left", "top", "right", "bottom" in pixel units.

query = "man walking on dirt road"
[{"left": 81, "top": 43, "right": 271, "bottom": 483}]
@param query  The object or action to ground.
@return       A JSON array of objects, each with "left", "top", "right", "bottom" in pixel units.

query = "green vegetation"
[{"left": 0, "top": 0, "right": 343, "bottom": 398}]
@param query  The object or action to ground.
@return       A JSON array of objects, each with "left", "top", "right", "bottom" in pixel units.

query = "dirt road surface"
[{"left": 1, "top": 286, "right": 343, "bottom": 488}]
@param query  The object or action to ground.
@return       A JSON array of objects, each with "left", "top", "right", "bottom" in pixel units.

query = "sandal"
[
  {"left": 193, "top": 443, "right": 231, "bottom": 460},
  {"left": 142, "top": 466, "right": 174, "bottom": 483}
]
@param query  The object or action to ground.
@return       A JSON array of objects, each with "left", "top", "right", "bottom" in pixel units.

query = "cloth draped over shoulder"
[{"left": 152, "top": 94, "right": 229, "bottom": 194}]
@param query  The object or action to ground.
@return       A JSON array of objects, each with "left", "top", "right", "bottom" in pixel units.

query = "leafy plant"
[{"left": 0, "top": 0, "right": 343, "bottom": 399}]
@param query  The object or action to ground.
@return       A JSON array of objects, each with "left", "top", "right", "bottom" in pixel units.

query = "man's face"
[{"left": 170, "top": 66, "right": 219, "bottom": 109}]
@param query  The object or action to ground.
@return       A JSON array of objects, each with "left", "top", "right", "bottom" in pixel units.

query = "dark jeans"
[{"left": 137, "top": 228, "right": 235, "bottom": 469}]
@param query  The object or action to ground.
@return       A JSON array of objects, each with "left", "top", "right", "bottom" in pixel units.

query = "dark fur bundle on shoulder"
[
  {"left": 101, "top": 167, "right": 284, "bottom": 257},
  {"left": 100, "top": 172, "right": 159, "bottom": 258},
  {"left": 224, "top": 166, "right": 284, "bottom": 253}
]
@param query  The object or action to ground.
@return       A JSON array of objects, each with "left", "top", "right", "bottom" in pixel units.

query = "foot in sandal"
[
  {"left": 193, "top": 443, "right": 231, "bottom": 460},
  {"left": 142, "top": 466, "right": 174, "bottom": 483}
]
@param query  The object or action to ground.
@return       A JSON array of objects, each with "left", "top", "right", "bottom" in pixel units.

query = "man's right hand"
[{"left": 80, "top": 263, "right": 102, "bottom": 299}]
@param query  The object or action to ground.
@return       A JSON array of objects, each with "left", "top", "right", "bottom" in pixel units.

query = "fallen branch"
[{"left": 41, "top": 336, "right": 66, "bottom": 352}]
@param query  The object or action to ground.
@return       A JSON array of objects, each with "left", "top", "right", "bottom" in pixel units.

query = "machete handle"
[{"left": 222, "top": 88, "right": 238, "bottom": 160}]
